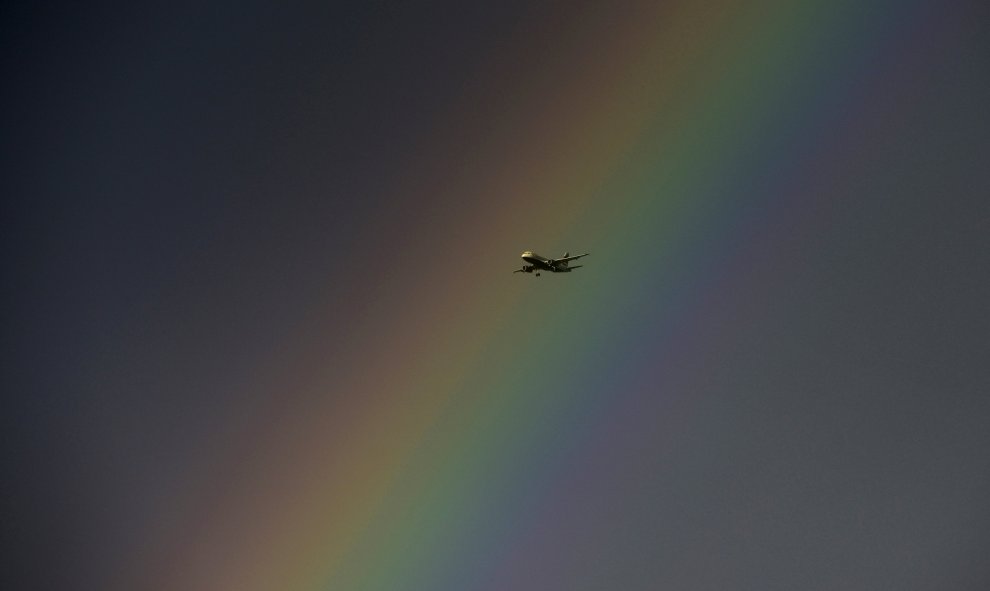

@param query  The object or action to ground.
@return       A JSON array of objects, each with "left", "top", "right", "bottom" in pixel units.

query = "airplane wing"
[{"left": 555, "top": 253, "right": 589, "bottom": 264}]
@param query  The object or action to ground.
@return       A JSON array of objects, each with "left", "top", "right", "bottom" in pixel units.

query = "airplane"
[{"left": 514, "top": 251, "right": 589, "bottom": 276}]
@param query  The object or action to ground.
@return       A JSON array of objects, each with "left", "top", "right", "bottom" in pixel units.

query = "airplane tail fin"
[{"left": 560, "top": 252, "right": 570, "bottom": 268}]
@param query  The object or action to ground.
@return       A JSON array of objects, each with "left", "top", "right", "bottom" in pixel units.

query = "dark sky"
[{"left": 4, "top": 3, "right": 531, "bottom": 588}]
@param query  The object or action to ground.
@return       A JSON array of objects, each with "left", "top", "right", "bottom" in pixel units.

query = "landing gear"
[{"left": 535, "top": 272, "right": 541, "bottom": 277}]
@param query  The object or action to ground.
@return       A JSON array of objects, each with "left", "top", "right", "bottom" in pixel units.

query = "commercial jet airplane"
[{"left": 514, "top": 251, "right": 589, "bottom": 276}]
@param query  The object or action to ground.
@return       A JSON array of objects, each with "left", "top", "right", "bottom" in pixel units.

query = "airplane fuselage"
[
  {"left": 517, "top": 250, "right": 585, "bottom": 275},
  {"left": 522, "top": 251, "right": 555, "bottom": 270}
]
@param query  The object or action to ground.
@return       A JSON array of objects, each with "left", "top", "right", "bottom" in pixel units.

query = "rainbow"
[{"left": 121, "top": 1, "right": 933, "bottom": 589}]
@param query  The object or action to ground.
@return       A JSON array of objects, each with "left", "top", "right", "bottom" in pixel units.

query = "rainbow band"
[{"left": 124, "top": 1, "right": 932, "bottom": 589}]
